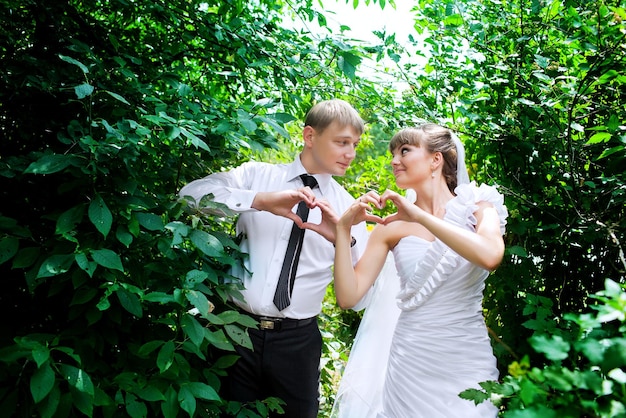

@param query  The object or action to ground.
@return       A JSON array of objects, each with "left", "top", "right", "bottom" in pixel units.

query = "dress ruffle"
[{"left": 397, "top": 183, "right": 507, "bottom": 311}]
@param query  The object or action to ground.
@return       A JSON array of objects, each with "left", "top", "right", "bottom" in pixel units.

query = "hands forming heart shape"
[
  {"left": 255, "top": 186, "right": 423, "bottom": 245},
  {"left": 347, "top": 189, "right": 422, "bottom": 226},
  {"left": 292, "top": 188, "right": 423, "bottom": 244}
]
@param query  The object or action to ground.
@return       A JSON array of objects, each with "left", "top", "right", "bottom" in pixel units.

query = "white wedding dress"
[{"left": 332, "top": 183, "right": 508, "bottom": 418}]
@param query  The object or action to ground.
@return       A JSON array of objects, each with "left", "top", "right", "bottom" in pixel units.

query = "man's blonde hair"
[{"left": 304, "top": 99, "right": 364, "bottom": 135}]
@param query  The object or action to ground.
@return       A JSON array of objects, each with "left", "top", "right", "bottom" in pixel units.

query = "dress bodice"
[
  {"left": 390, "top": 182, "right": 508, "bottom": 314},
  {"left": 391, "top": 236, "right": 430, "bottom": 279}
]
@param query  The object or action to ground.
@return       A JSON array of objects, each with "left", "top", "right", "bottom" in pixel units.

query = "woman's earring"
[{"left": 431, "top": 171, "right": 435, "bottom": 178}]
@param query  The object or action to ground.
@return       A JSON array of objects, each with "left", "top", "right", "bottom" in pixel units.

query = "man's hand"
[
  {"left": 302, "top": 198, "right": 340, "bottom": 243},
  {"left": 251, "top": 187, "right": 317, "bottom": 225}
]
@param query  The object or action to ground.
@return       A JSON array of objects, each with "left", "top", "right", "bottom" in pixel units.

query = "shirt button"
[{"left": 236, "top": 203, "right": 241, "bottom": 207}]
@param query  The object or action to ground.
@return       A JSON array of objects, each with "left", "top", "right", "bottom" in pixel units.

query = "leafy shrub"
[
  {"left": 463, "top": 278, "right": 626, "bottom": 417},
  {"left": 0, "top": 1, "right": 393, "bottom": 416}
]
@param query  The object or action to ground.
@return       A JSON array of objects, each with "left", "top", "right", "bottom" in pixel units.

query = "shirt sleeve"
[{"left": 178, "top": 162, "right": 259, "bottom": 213}]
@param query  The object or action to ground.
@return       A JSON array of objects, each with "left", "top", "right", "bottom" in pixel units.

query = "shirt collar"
[{"left": 286, "top": 155, "right": 332, "bottom": 195}]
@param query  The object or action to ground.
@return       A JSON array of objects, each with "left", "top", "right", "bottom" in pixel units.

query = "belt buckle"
[{"left": 259, "top": 317, "right": 281, "bottom": 331}]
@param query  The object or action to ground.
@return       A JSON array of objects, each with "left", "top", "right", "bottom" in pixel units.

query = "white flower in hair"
[{"left": 405, "top": 188, "right": 417, "bottom": 204}]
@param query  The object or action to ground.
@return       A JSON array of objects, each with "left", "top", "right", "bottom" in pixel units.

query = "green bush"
[
  {"left": 0, "top": 1, "right": 394, "bottom": 416},
  {"left": 463, "top": 278, "right": 626, "bottom": 417}
]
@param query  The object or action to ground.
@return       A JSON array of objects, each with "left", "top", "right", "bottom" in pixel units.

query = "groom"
[{"left": 179, "top": 99, "right": 369, "bottom": 417}]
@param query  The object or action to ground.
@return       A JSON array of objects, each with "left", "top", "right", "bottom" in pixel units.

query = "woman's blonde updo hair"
[{"left": 389, "top": 124, "right": 459, "bottom": 193}]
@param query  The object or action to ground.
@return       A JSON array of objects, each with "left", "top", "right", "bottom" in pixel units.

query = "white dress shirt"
[{"left": 179, "top": 156, "right": 368, "bottom": 319}]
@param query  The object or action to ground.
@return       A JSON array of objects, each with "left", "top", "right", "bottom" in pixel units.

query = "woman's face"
[{"left": 390, "top": 142, "right": 433, "bottom": 189}]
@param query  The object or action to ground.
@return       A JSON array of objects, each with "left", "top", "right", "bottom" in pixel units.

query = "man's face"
[{"left": 304, "top": 121, "right": 361, "bottom": 176}]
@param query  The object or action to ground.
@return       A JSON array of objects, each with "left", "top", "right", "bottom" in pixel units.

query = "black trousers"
[{"left": 227, "top": 318, "right": 321, "bottom": 418}]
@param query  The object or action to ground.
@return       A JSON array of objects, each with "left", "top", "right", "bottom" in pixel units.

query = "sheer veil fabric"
[
  {"left": 330, "top": 253, "right": 401, "bottom": 417},
  {"left": 331, "top": 131, "right": 502, "bottom": 418}
]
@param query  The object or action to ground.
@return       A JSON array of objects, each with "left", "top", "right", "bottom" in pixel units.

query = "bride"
[{"left": 328, "top": 124, "right": 507, "bottom": 417}]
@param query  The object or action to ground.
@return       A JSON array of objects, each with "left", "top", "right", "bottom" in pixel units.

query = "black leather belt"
[{"left": 247, "top": 313, "right": 317, "bottom": 331}]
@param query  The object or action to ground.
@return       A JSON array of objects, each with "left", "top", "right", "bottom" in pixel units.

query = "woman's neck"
[{"left": 414, "top": 182, "right": 455, "bottom": 216}]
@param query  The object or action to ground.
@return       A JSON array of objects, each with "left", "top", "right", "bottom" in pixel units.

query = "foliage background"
[{"left": 0, "top": 0, "right": 625, "bottom": 416}]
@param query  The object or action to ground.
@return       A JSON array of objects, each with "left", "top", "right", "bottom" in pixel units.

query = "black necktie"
[{"left": 273, "top": 174, "right": 318, "bottom": 311}]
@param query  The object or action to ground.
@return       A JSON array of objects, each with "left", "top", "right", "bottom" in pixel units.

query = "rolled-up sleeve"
[{"left": 179, "top": 163, "right": 258, "bottom": 213}]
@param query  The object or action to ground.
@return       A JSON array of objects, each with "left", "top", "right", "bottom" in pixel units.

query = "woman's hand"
[
  {"left": 380, "top": 190, "right": 423, "bottom": 224},
  {"left": 310, "top": 191, "right": 384, "bottom": 245},
  {"left": 338, "top": 191, "right": 384, "bottom": 230}
]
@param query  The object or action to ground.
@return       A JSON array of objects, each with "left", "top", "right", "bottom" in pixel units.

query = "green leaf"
[
  {"left": 177, "top": 385, "right": 196, "bottom": 416},
  {"left": 337, "top": 51, "right": 361, "bottom": 80},
  {"left": 116, "top": 226, "right": 134, "bottom": 247},
  {"left": 74, "top": 83, "right": 94, "bottom": 99},
  {"left": 162, "top": 386, "right": 179, "bottom": 418},
  {"left": 135, "top": 212, "right": 164, "bottom": 231},
  {"left": 12, "top": 247, "right": 39, "bottom": 269},
  {"left": 534, "top": 54, "right": 551, "bottom": 69},
  {"left": 258, "top": 114, "right": 290, "bottom": 138},
  {"left": 94, "top": 386, "right": 114, "bottom": 407},
  {"left": 0, "top": 237, "right": 19, "bottom": 265},
  {"left": 137, "top": 340, "right": 165, "bottom": 357},
  {"left": 55, "top": 205, "right": 85, "bottom": 235},
  {"left": 529, "top": 335, "right": 570, "bottom": 361},
  {"left": 225, "top": 324, "right": 252, "bottom": 349},
  {"left": 186, "top": 382, "right": 219, "bottom": 401},
  {"left": 585, "top": 132, "right": 611, "bottom": 145},
  {"left": 116, "top": 288, "right": 143, "bottom": 318},
  {"left": 58, "top": 54, "right": 89, "bottom": 73},
  {"left": 443, "top": 13, "right": 463, "bottom": 27},
  {"left": 70, "top": 387, "right": 94, "bottom": 417},
  {"left": 180, "top": 127, "right": 210, "bottom": 152},
  {"left": 213, "top": 354, "right": 240, "bottom": 370},
  {"left": 596, "top": 69, "right": 619, "bottom": 85},
  {"left": 165, "top": 125, "right": 181, "bottom": 140},
  {"left": 143, "top": 291, "right": 175, "bottom": 304},
  {"left": 36, "top": 254, "right": 74, "bottom": 279},
  {"left": 70, "top": 286, "right": 98, "bottom": 306},
  {"left": 181, "top": 314, "right": 205, "bottom": 347},
  {"left": 90, "top": 248, "right": 124, "bottom": 271},
  {"left": 157, "top": 341, "right": 175, "bottom": 373},
  {"left": 105, "top": 90, "right": 130, "bottom": 105},
  {"left": 125, "top": 392, "right": 148, "bottom": 418},
  {"left": 184, "top": 269, "right": 208, "bottom": 289},
  {"left": 39, "top": 384, "right": 61, "bottom": 418},
  {"left": 217, "top": 310, "right": 240, "bottom": 325},
  {"left": 89, "top": 194, "right": 113, "bottom": 238},
  {"left": 134, "top": 385, "right": 166, "bottom": 402},
  {"left": 59, "top": 364, "right": 94, "bottom": 396},
  {"left": 507, "top": 245, "right": 528, "bottom": 258},
  {"left": 458, "top": 387, "right": 488, "bottom": 404},
  {"left": 608, "top": 368, "right": 626, "bottom": 384},
  {"left": 30, "top": 362, "right": 55, "bottom": 403},
  {"left": 597, "top": 145, "right": 625, "bottom": 160},
  {"left": 237, "top": 109, "right": 258, "bottom": 132},
  {"left": 205, "top": 329, "right": 234, "bottom": 351},
  {"left": 24, "top": 154, "right": 81, "bottom": 175},
  {"left": 75, "top": 252, "right": 97, "bottom": 277},
  {"left": 601, "top": 341, "right": 626, "bottom": 371},
  {"left": 185, "top": 290, "right": 210, "bottom": 317},
  {"left": 32, "top": 344, "right": 50, "bottom": 368},
  {"left": 517, "top": 98, "right": 536, "bottom": 106},
  {"left": 189, "top": 230, "right": 224, "bottom": 257}
]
